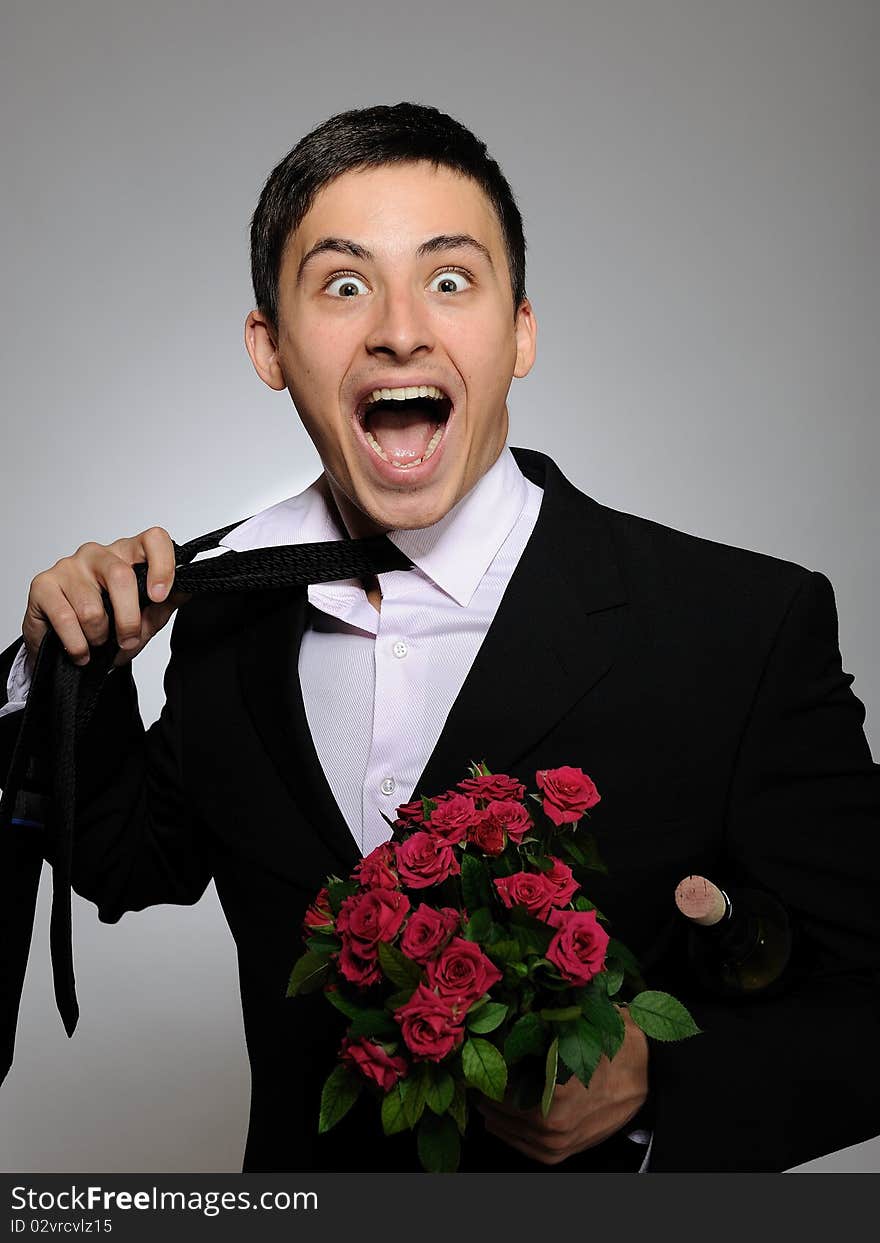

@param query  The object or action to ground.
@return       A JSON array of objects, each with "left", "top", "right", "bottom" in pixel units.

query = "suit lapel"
[
  {"left": 414, "top": 447, "right": 629, "bottom": 796},
  {"left": 236, "top": 587, "right": 363, "bottom": 875},
  {"left": 235, "top": 447, "right": 628, "bottom": 876}
]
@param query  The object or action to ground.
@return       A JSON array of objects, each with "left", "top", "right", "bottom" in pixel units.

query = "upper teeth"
[{"left": 366, "top": 385, "right": 445, "bottom": 405}]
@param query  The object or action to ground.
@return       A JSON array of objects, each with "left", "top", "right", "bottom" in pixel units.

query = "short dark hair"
[{"left": 250, "top": 102, "right": 527, "bottom": 326}]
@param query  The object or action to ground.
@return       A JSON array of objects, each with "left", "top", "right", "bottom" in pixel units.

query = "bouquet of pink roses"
[{"left": 288, "top": 761, "right": 700, "bottom": 1172}]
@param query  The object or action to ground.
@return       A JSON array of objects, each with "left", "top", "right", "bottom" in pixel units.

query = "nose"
[{"left": 364, "top": 282, "right": 435, "bottom": 360}]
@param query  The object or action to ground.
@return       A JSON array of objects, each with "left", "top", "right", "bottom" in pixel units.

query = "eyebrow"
[{"left": 296, "top": 233, "right": 495, "bottom": 284}]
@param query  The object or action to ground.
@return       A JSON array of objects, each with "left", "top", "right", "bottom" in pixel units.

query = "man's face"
[{"left": 245, "top": 160, "right": 536, "bottom": 536}]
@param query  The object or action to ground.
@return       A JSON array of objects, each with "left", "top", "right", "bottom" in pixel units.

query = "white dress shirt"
[
  {"left": 2, "top": 443, "right": 652, "bottom": 1170},
  {"left": 219, "top": 444, "right": 542, "bottom": 856}
]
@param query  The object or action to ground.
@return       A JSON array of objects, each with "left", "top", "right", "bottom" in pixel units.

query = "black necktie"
[{"left": 0, "top": 516, "right": 414, "bottom": 1086}]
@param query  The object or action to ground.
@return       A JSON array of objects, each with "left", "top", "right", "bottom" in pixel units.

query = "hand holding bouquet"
[{"left": 288, "top": 762, "right": 700, "bottom": 1172}]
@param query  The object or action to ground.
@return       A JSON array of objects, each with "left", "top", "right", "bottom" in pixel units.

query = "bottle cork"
[{"left": 674, "top": 874, "right": 730, "bottom": 926}]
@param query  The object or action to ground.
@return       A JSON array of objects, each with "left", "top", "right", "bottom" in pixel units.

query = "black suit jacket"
[{"left": 2, "top": 445, "right": 879, "bottom": 1173}]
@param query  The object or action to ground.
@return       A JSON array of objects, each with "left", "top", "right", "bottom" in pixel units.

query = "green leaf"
[
  {"left": 507, "top": 1061, "right": 545, "bottom": 1111},
  {"left": 462, "top": 1037, "right": 508, "bottom": 1102},
  {"left": 580, "top": 993, "right": 626, "bottom": 1060},
  {"left": 570, "top": 829, "right": 608, "bottom": 874},
  {"left": 603, "top": 964, "right": 624, "bottom": 997},
  {"left": 306, "top": 932, "right": 342, "bottom": 954},
  {"left": 401, "top": 1062, "right": 430, "bottom": 1127},
  {"left": 560, "top": 837, "right": 589, "bottom": 868},
  {"left": 491, "top": 851, "right": 518, "bottom": 877},
  {"left": 538, "top": 1005, "right": 582, "bottom": 1022},
  {"left": 628, "top": 991, "right": 703, "bottom": 1041},
  {"left": 461, "top": 852, "right": 492, "bottom": 910},
  {"left": 286, "top": 950, "right": 331, "bottom": 997},
  {"left": 448, "top": 1078, "right": 468, "bottom": 1135},
  {"left": 574, "top": 895, "right": 607, "bottom": 921},
  {"left": 425, "top": 1067, "right": 456, "bottom": 1116},
  {"left": 466, "top": 1002, "right": 508, "bottom": 1034},
  {"left": 325, "top": 989, "right": 367, "bottom": 1020},
  {"left": 485, "top": 938, "right": 521, "bottom": 965},
  {"left": 421, "top": 796, "right": 438, "bottom": 822},
  {"left": 522, "top": 853, "right": 554, "bottom": 873},
  {"left": 378, "top": 941, "right": 423, "bottom": 990},
  {"left": 541, "top": 1037, "right": 559, "bottom": 1117},
  {"left": 503, "top": 1013, "right": 546, "bottom": 1063},
  {"left": 318, "top": 1065, "right": 361, "bottom": 1133},
  {"left": 557, "top": 1017, "right": 603, "bottom": 1087},
  {"left": 327, "top": 879, "right": 358, "bottom": 915},
  {"left": 381, "top": 1083, "right": 410, "bottom": 1136},
  {"left": 464, "top": 906, "right": 493, "bottom": 942},
  {"left": 516, "top": 926, "right": 554, "bottom": 957},
  {"left": 417, "top": 1111, "right": 461, "bottom": 1173},
  {"left": 348, "top": 1008, "right": 399, "bottom": 1039},
  {"left": 387, "top": 990, "right": 419, "bottom": 1018},
  {"left": 606, "top": 938, "right": 643, "bottom": 976}
]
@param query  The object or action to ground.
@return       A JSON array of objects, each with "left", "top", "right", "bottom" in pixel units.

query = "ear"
[
  {"left": 513, "top": 297, "right": 537, "bottom": 379},
  {"left": 244, "top": 309, "right": 286, "bottom": 391}
]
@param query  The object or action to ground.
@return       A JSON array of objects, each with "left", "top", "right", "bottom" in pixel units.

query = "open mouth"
[{"left": 354, "top": 385, "right": 453, "bottom": 470}]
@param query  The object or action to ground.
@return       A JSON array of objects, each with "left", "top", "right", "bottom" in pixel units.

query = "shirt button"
[
  {"left": 380, "top": 777, "right": 396, "bottom": 796},
  {"left": 392, "top": 640, "right": 408, "bottom": 659}
]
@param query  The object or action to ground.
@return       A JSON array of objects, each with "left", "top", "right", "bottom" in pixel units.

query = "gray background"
[{"left": 1, "top": 0, "right": 877, "bottom": 1172}]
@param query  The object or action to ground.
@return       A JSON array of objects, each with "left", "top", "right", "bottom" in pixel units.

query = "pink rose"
[
  {"left": 340, "top": 1035, "right": 408, "bottom": 1092},
  {"left": 427, "top": 794, "right": 479, "bottom": 844},
  {"left": 336, "top": 887, "right": 410, "bottom": 952},
  {"left": 543, "top": 856, "right": 580, "bottom": 907},
  {"left": 352, "top": 843, "right": 400, "bottom": 890},
  {"left": 467, "top": 810, "right": 507, "bottom": 856},
  {"left": 302, "top": 886, "right": 334, "bottom": 937},
  {"left": 400, "top": 904, "right": 461, "bottom": 965},
  {"left": 536, "top": 766, "right": 601, "bottom": 826},
  {"left": 394, "top": 984, "right": 465, "bottom": 1062},
  {"left": 425, "top": 937, "right": 503, "bottom": 1005},
  {"left": 485, "top": 799, "right": 533, "bottom": 844},
  {"left": 394, "top": 832, "right": 461, "bottom": 889},
  {"left": 457, "top": 772, "right": 526, "bottom": 802},
  {"left": 394, "top": 798, "right": 428, "bottom": 828},
  {"left": 545, "top": 908, "right": 609, "bottom": 986},
  {"left": 337, "top": 940, "right": 382, "bottom": 988},
  {"left": 493, "top": 870, "right": 558, "bottom": 920}
]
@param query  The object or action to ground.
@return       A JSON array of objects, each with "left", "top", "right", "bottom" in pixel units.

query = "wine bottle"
[{"left": 674, "top": 875, "right": 793, "bottom": 999}]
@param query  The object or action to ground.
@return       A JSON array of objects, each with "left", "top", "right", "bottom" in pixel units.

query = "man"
[{"left": 1, "top": 102, "right": 878, "bottom": 1173}]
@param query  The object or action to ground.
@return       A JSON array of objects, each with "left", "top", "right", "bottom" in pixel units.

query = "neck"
[
  {"left": 318, "top": 474, "right": 390, "bottom": 540},
  {"left": 315, "top": 475, "right": 384, "bottom": 612}
]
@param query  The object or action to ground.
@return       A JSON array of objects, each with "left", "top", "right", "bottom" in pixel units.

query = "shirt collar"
[
  {"left": 386, "top": 446, "right": 529, "bottom": 605},
  {"left": 219, "top": 444, "right": 530, "bottom": 607}
]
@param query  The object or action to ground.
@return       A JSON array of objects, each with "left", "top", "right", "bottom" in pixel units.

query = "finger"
[
  {"left": 481, "top": 1113, "right": 569, "bottom": 1164},
  {"left": 476, "top": 1091, "right": 542, "bottom": 1122},
  {"left": 477, "top": 1098, "right": 561, "bottom": 1140},
  {"left": 23, "top": 578, "right": 92, "bottom": 667},
  {"left": 109, "top": 601, "right": 172, "bottom": 668},
  {"left": 137, "top": 526, "right": 178, "bottom": 603},
  {"left": 94, "top": 553, "right": 144, "bottom": 650}
]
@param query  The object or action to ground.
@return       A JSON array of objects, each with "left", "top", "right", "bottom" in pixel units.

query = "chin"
[{"left": 373, "top": 487, "right": 459, "bottom": 531}]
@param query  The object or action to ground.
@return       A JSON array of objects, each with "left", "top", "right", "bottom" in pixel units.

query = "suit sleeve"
[
  {"left": 647, "top": 570, "right": 880, "bottom": 1172},
  {"left": 0, "top": 610, "right": 213, "bottom": 924}
]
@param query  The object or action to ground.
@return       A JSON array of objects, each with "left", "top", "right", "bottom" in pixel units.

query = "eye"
[
  {"left": 428, "top": 267, "right": 472, "bottom": 294},
  {"left": 325, "top": 271, "right": 369, "bottom": 298}
]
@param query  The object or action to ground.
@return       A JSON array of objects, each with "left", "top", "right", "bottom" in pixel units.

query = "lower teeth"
[{"left": 364, "top": 423, "right": 444, "bottom": 468}]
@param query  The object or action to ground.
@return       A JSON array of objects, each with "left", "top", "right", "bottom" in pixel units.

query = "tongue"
[{"left": 366, "top": 404, "right": 438, "bottom": 465}]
